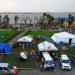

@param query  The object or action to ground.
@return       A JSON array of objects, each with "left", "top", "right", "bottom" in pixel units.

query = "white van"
[
  {"left": 60, "top": 54, "right": 71, "bottom": 70},
  {"left": 42, "top": 52, "right": 54, "bottom": 70}
]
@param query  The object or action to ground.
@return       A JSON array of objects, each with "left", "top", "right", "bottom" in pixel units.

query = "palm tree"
[
  {"left": 34, "top": 16, "right": 38, "bottom": 27},
  {"left": 43, "top": 13, "right": 54, "bottom": 24},
  {"left": 0, "top": 15, "right": 2, "bottom": 28},
  {"left": 14, "top": 15, "right": 19, "bottom": 24},
  {"left": 43, "top": 13, "right": 54, "bottom": 30},
  {"left": 0, "top": 15, "right": 2, "bottom": 24},
  {"left": 24, "top": 16, "right": 28, "bottom": 25},
  {"left": 43, "top": 13, "right": 47, "bottom": 17},
  {"left": 39, "top": 16, "right": 44, "bottom": 29},
  {"left": 43, "top": 13, "right": 47, "bottom": 22},
  {"left": 58, "top": 18, "right": 64, "bottom": 27},
  {"left": 46, "top": 14, "right": 54, "bottom": 24},
  {"left": 29, "top": 18, "right": 32, "bottom": 25},
  {"left": 3, "top": 15, "right": 10, "bottom": 28},
  {"left": 68, "top": 14, "right": 74, "bottom": 28},
  {"left": 34, "top": 16, "right": 38, "bottom": 24}
]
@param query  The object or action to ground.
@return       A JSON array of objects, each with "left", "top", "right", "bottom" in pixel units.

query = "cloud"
[
  {"left": 0, "top": 0, "right": 17, "bottom": 12},
  {"left": 0, "top": 0, "right": 75, "bottom": 12}
]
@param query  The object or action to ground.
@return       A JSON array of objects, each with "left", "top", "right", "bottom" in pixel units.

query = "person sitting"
[{"left": 30, "top": 50, "right": 36, "bottom": 58}]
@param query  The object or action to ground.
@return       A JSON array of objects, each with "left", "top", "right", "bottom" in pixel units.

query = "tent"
[
  {"left": 38, "top": 41, "right": 58, "bottom": 52},
  {"left": 18, "top": 35, "right": 33, "bottom": 42},
  {"left": 0, "top": 43, "right": 11, "bottom": 55},
  {"left": 37, "top": 41, "right": 58, "bottom": 56},
  {"left": 17, "top": 35, "right": 34, "bottom": 48},
  {"left": 51, "top": 32, "right": 75, "bottom": 44}
]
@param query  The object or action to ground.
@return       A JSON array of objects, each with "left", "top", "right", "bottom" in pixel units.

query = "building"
[
  {"left": 63, "top": 20, "right": 69, "bottom": 28},
  {"left": 70, "top": 20, "right": 75, "bottom": 29}
]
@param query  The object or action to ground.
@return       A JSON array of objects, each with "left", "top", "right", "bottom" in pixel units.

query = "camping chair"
[{"left": 17, "top": 55, "right": 27, "bottom": 62}]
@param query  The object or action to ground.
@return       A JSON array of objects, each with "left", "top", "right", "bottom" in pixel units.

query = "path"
[
  {"left": 19, "top": 68, "right": 75, "bottom": 75},
  {"left": 8, "top": 31, "right": 26, "bottom": 47}
]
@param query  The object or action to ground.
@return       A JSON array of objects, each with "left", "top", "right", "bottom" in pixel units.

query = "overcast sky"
[{"left": 0, "top": 0, "right": 75, "bottom": 12}]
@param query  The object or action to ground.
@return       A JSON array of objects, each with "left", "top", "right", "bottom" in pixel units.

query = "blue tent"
[{"left": 0, "top": 43, "right": 11, "bottom": 55}]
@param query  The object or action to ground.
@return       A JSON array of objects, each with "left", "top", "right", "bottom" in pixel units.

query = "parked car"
[
  {"left": 0, "top": 63, "right": 18, "bottom": 75},
  {"left": 60, "top": 54, "right": 71, "bottom": 70},
  {"left": 71, "top": 55, "right": 75, "bottom": 65},
  {"left": 41, "top": 52, "right": 55, "bottom": 71}
]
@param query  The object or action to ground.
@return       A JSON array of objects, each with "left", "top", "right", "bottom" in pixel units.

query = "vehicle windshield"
[
  {"left": 62, "top": 60, "right": 69, "bottom": 63},
  {"left": 46, "top": 61, "right": 54, "bottom": 65},
  {"left": 8, "top": 64, "right": 13, "bottom": 69}
]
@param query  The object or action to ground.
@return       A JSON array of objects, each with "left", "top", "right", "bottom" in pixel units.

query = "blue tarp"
[
  {"left": 57, "top": 41, "right": 64, "bottom": 46},
  {"left": 0, "top": 43, "right": 11, "bottom": 55}
]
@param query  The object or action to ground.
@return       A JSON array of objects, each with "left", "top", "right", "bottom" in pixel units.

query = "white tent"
[
  {"left": 38, "top": 41, "right": 58, "bottom": 51},
  {"left": 18, "top": 35, "right": 33, "bottom": 42},
  {"left": 51, "top": 32, "right": 75, "bottom": 44}
]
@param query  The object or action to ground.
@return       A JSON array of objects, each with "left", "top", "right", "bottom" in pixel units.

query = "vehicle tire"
[
  {"left": 9, "top": 73, "right": 14, "bottom": 75},
  {"left": 9, "top": 74, "right": 12, "bottom": 75},
  {"left": 51, "top": 67, "right": 54, "bottom": 70},
  {"left": 40, "top": 68, "right": 43, "bottom": 72}
]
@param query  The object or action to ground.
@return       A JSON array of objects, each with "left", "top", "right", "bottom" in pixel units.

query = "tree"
[
  {"left": 40, "top": 13, "right": 54, "bottom": 30},
  {"left": 29, "top": 18, "right": 32, "bottom": 25},
  {"left": 0, "top": 15, "right": 2, "bottom": 24},
  {"left": 34, "top": 16, "right": 38, "bottom": 24},
  {"left": 39, "top": 16, "right": 43, "bottom": 29},
  {"left": 14, "top": 15, "right": 19, "bottom": 24},
  {"left": 46, "top": 14, "right": 54, "bottom": 24},
  {"left": 34, "top": 16, "right": 38, "bottom": 27},
  {"left": 43, "top": 13, "right": 54, "bottom": 24},
  {"left": 24, "top": 16, "right": 28, "bottom": 25},
  {"left": 3, "top": 15, "right": 10, "bottom": 28},
  {"left": 58, "top": 18, "right": 64, "bottom": 27},
  {"left": 43, "top": 13, "right": 47, "bottom": 24},
  {"left": 43, "top": 13, "right": 47, "bottom": 22},
  {"left": 43, "top": 13, "right": 47, "bottom": 17},
  {"left": 68, "top": 14, "right": 74, "bottom": 27},
  {"left": 0, "top": 15, "right": 2, "bottom": 28}
]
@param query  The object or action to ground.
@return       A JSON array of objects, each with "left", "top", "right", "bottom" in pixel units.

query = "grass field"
[
  {"left": 27, "top": 31, "right": 55, "bottom": 36},
  {"left": 0, "top": 30, "right": 22, "bottom": 42},
  {"left": 0, "top": 30, "right": 37, "bottom": 68},
  {"left": 9, "top": 31, "right": 56, "bottom": 68},
  {"left": 56, "top": 46, "right": 75, "bottom": 57},
  {"left": 2, "top": 31, "right": 54, "bottom": 68},
  {"left": 3, "top": 54, "right": 37, "bottom": 68},
  {"left": 65, "top": 46, "right": 75, "bottom": 56},
  {"left": 1, "top": 30, "right": 75, "bottom": 68},
  {"left": 2, "top": 46, "right": 37, "bottom": 68},
  {"left": 3, "top": 45, "right": 75, "bottom": 68}
]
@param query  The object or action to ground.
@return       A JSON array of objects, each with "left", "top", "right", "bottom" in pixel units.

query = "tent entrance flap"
[{"left": 69, "top": 38, "right": 72, "bottom": 45}]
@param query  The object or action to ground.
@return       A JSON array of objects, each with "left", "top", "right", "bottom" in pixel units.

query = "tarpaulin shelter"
[
  {"left": 37, "top": 41, "right": 58, "bottom": 56},
  {"left": 17, "top": 35, "right": 35, "bottom": 48},
  {"left": 51, "top": 32, "right": 75, "bottom": 44},
  {"left": 57, "top": 41, "right": 64, "bottom": 46},
  {"left": 18, "top": 35, "right": 33, "bottom": 42},
  {"left": 0, "top": 43, "right": 11, "bottom": 55}
]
